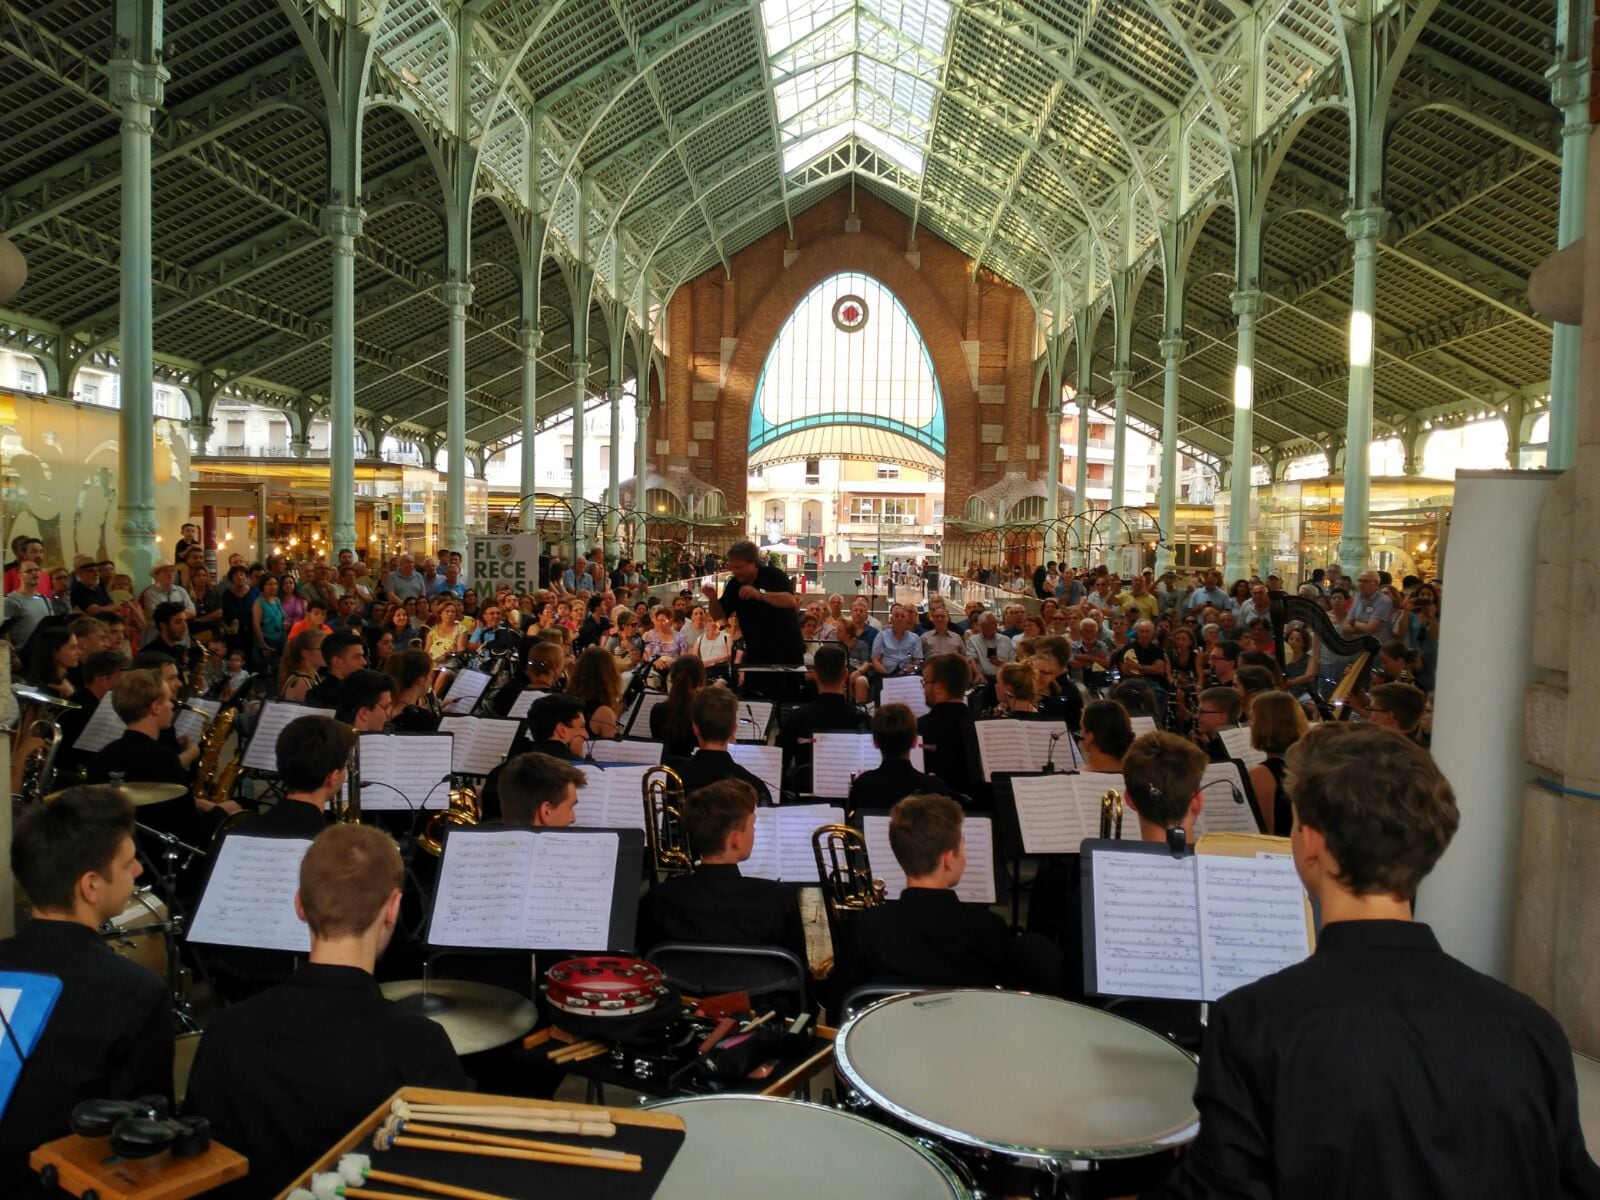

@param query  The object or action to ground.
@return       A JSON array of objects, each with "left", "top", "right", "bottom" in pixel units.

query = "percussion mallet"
[
  {"left": 373, "top": 1118, "right": 637, "bottom": 1165},
  {"left": 337, "top": 1153, "right": 520, "bottom": 1200},
  {"left": 371, "top": 1131, "right": 643, "bottom": 1173},
  {"left": 307, "top": 1173, "right": 422, "bottom": 1200}
]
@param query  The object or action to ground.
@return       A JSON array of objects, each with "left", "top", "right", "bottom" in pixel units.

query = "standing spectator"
[
  {"left": 4, "top": 560, "right": 51, "bottom": 652},
  {"left": 252, "top": 575, "right": 287, "bottom": 667},
  {"left": 4, "top": 538, "right": 52, "bottom": 598},
  {"left": 383, "top": 554, "right": 426, "bottom": 606},
  {"left": 69, "top": 559, "right": 113, "bottom": 616},
  {"left": 218, "top": 565, "right": 258, "bottom": 660},
  {"left": 1344, "top": 571, "right": 1394, "bottom": 637},
  {"left": 138, "top": 564, "right": 194, "bottom": 647}
]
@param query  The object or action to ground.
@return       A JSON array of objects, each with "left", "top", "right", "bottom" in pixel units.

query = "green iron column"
[
  {"left": 441, "top": 277, "right": 473, "bottom": 550},
  {"left": 110, "top": 0, "right": 166, "bottom": 585},
  {"left": 1547, "top": 44, "right": 1591, "bottom": 470},
  {"left": 518, "top": 324, "right": 541, "bottom": 531},
  {"left": 1157, "top": 335, "right": 1185, "bottom": 576},
  {"left": 1073, "top": 329, "right": 1093, "bottom": 567},
  {"left": 634, "top": 384, "right": 651, "bottom": 559},
  {"left": 1339, "top": 207, "right": 1387, "bottom": 576},
  {"left": 1227, "top": 289, "right": 1263, "bottom": 577},
  {"left": 568, "top": 357, "right": 590, "bottom": 527},
  {"left": 606, "top": 380, "right": 623, "bottom": 560},
  {"left": 1109, "top": 368, "right": 1132, "bottom": 512},
  {"left": 325, "top": 204, "right": 362, "bottom": 555}
]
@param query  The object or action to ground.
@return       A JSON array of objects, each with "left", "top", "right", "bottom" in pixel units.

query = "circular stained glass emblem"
[{"left": 832, "top": 294, "right": 869, "bottom": 332}]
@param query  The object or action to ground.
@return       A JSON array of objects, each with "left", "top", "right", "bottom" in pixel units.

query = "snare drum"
[
  {"left": 101, "top": 888, "right": 169, "bottom": 977},
  {"left": 646, "top": 1095, "right": 970, "bottom": 1199},
  {"left": 834, "top": 990, "right": 1199, "bottom": 1168}
]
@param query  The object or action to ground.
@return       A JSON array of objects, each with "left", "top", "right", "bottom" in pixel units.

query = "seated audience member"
[
  {"left": 1192, "top": 685, "right": 1243, "bottom": 762},
  {"left": 778, "top": 644, "right": 869, "bottom": 791},
  {"left": 1079, "top": 698, "right": 1134, "bottom": 774},
  {"left": 0, "top": 788, "right": 173, "bottom": 1191},
  {"left": 671, "top": 686, "right": 772, "bottom": 804},
  {"left": 847, "top": 703, "right": 955, "bottom": 813},
  {"left": 337, "top": 668, "right": 394, "bottom": 733},
  {"left": 1155, "top": 724, "right": 1600, "bottom": 1199},
  {"left": 498, "top": 752, "right": 583, "bottom": 828},
  {"left": 917, "top": 652, "right": 979, "bottom": 797},
  {"left": 1367, "top": 681, "right": 1428, "bottom": 740},
  {"left": 636, "top": 779, "right": 806, "bottom": 967},
  {"left": 833, "top": 793, "right": 1055, "bottom": 1000},
  {"left": 187, "top": 825, "right": 470, "bottom": 1199},
  {"left": 1248, "top": 689, "right": 1308, "bottom": 836},
  {"left": 258, "top": 715, "right": 351, "bottom": 836}
]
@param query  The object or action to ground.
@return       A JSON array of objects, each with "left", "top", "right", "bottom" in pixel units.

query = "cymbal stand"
[{"left": 133, "top": 822, "right": 208, "bottom": 1032}]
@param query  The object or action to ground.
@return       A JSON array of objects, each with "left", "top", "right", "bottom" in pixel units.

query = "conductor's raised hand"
[{"left": 700, "top": 583, "right": 718, "bottom": 602}]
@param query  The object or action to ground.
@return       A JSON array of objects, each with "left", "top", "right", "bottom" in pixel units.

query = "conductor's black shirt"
[
  {"left": 1151, "top": 920, "right": 1600, "bottom": 1200},
  {"left": 718, "top": 566, "right": 804, "bottom": 664},
  {"left": 187, "top": 963, "right": 471, "bottom": 1198}
]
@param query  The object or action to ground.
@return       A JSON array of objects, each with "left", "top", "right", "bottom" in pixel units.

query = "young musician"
[
  {"left": 187, "top": 825, "right": 470, "bottom": 1199},
  {"left": 0, "top": 788, "right": 174, "bottom": 1192},
  {"left": 257, "top": 715, "right": 351, "bottom": 836},
  {"left": 917, "top": 651, "right": 979, "bottom": 796},
  {"left": 1192, "top": 685, "right": 1243, "bottom": 763},
  {"left": 488, "top": 640, "right": 564, "bottom": 717},
  {"left": 1158, "top": 724, "right": 1600, "bottom": 1198},
  {"left": 1367, "top": 681, "right": 1427, "bottom": 739},
  {"left": 1079, "top": 698, "right": 1134, "bottom": 774},
  {"left": 497, "top": 751, "right": 583, "bottom": 827},
  {"left": 55, "top": 650, "right": 127, "bottom": 773},
  {"left": 635, "top": 778, "right": 807, "bottom": 967},
  {"left": 478, "top": 693, "right": 587, "bottom": 821},
  {"left": 671, "top": 686, "right": 772, "bottom": 804},
  {"left": 701, "top": 540, "right": 804, "bottom": 665},
  {"left": 777, "top": 645, "right": 869, "bottom": 792},
  {"left": 337, "top": 668, "right": 395, "bottom": 733},
  {"left": 847, "top": 702, "right": 955, "bottom": 812},
  {"left": 304, "top": 630, "right": 367, "bottom": 708}
]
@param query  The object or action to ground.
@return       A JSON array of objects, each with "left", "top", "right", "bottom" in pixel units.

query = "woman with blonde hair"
[
  {"left": 278, "top": 629, "right": 326, "bottom": 702},
  {"left": 991, "top": 659, "right": 1040, "bottom": 716},
  {"left": 1249, "top": 690, "right": 1309, "bottom": 835},
  {"left": 569, "top": 646, "right": 623, "bottom": 740}
]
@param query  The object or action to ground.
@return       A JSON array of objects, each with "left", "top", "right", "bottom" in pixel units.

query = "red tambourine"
[{"left": 544, "top": 956, "right": 670, "bottom": 1017}]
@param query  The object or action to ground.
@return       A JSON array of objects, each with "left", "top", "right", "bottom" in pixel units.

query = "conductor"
[{"left": 702, "top": 540, "right": 804, "bottom": 665}]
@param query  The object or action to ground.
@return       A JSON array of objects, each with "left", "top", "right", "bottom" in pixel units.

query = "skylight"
[{"left": 760, "top": 0, "right": 952, "bottom": 176}]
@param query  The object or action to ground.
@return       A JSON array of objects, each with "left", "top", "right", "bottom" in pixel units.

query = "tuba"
[
  {"left": 418, "top": 783, "right": 479, "bottom": 854},
  {"left": 1098, "top": 789, "right": 1124, "bottom": 840},
  {"left": 642, "top": 765, "right": 692, "bottom": 883},
  {"left": 812, "top": 823, "right": 885, "bottom": 953},
  {"left": 191, "top": 707, "right": 237, "bottom": 807},
  {"left": 15, "top": 716, "right": 63, "bottom": 806}
]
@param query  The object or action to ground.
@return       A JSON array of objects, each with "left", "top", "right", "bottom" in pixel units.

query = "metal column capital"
[
  {"left": 1230, "top": 289, "right": 1264, "bottom": 319},
  {"left": 517, "top": 325, "right": 543, "bottom": 354},
  {"left": 107, "top": 58, "right": 167, "bottom": 110},
  {"left": 1110, "top": 369, "right": 1134, "bottom": 390},
  {"left": 1342, "top": 207, "right": 1388, "bottom": 244},
  {"left": 1158, "top": 336, "right": 1186, "bottom": 361},
  {"left": 321, "top": 204, "right": 365, "bottom": 243},
  {"left": 439, "top": 279, "right": 474, "bottom": 309}
]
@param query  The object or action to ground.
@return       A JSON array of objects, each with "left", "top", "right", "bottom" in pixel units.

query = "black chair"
[
  {"left": 838, "top": 983, "right": 933, "bottom": 1020},
  {"left": 645, "top": 943, "right": 808, "bottom": 1014}
]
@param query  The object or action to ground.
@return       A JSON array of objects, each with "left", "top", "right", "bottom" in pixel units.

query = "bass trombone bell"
[
  {"left": 418, "top": 784, "right": 480, "bottom": 855},
  {"left": 642, "top": 765, "right": 693, "bottom": 883}
]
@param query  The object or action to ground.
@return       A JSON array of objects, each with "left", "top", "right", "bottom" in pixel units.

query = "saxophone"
[{"left": 191, "top": 707, "right": 237, "bottom": 807}]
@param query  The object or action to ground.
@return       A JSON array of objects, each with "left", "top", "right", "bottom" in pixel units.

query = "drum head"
[
  {"left": 835, "top": 990, "right": 1199, "bottom": 1162},
  {"left": 646, "top": 1095, "right": 967, "bottom": 1199}
]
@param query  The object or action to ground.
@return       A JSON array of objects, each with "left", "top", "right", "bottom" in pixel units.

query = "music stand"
[{"left": 0, "top": 971, "right": 61, "bottom": 1115}]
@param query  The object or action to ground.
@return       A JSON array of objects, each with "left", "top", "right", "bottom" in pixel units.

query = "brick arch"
[{"left": 716, "top": 230, "right": 978, "bottom": 513}]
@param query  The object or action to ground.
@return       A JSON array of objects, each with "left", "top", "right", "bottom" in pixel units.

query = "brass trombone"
[
  {"left": 1099, "top": 789, "right": 1124, "bottom": 840},
  {"left": 418, "top": 783, "right": 480, "bottom": 855},
  {"left": 642, "top": 765, "right": 693, "bottom": 883},
  {"left": 812, "top": 823, "right": 885, "bottom": 953}
]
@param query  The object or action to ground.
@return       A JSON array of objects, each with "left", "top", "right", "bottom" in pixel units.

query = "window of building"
[
  {"left": 18, "top": 370, "right": 40, "bottom": 393},
  {"left": 804, "top": 457, "right": 820, "bottom": 485},
  {"left": 563, "top": 447, "right": 574, "bottom": 474},
  {"left": 80, "top": 382, "right": 99, "bottom": 404},
  {"left": 932, "top": 499, "right": 944, "bottom": 522},
  {"left": 849, "top": 496, "right": 915, "bottom": 523},
  {"left": 876, "top": 462, "right": 899, "bottom": 479}
]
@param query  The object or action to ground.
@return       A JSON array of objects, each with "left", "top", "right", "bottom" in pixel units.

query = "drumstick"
[
  {"left": 385, "top": 1108, "right": 616, "bottom": 1137},
  {"left": 394, "top": 1099, "right": 614, "bottom": 1123},
  {"left": 337, "top": 1153, "right": 524, "bottom": 1200},
  {"left": 547, "top": 1039, "right": 604, "bottom": 1063},
  {"left": 383, "top": 1133, "right": 643, "bottom": 1173},
  {"left": 567, "top": 1044, "right": 610, "bottom": 1063},
  {"left": 376, "top": 1121, "right": 636, "bottom": 1163},
  {"left": 742, "top": 1009, "right": 778, "bottom": 1031}
]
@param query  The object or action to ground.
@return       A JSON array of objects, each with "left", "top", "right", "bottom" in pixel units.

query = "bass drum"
[
  {"left": 101, "top": 888, "right": 169, "bottom": 977},
  {"left": 644, "top": 1095, "right": 971, "bottom": 1199}
]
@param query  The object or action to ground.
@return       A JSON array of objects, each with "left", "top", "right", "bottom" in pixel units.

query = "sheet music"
[
  {"left": 810, "top": 732, "right": 924, "bottom": 799},
  {"left": 861, "top": 814, "right": 996, "bottom": 905},
  {"left": 358, "top": 733, "right": 454, "bottom": 810},
  {"left": 1090, "top": 851, "right": 1202, "bottom": 1000},
  {"left": 1129, "top": 715, "right": 1158, "bottom": 735},
  {"left": 973, "top": 720, "right": 1081, "bottom": 780},
  {"left": 727, "top": 743, "right": 784, "bottom": 798},
  {"left": 242, "top": 701, "right": 337, "bottom": 772},
  {"left": 72, "top": 691, "right": 125, "bottom": 754},
  {"left": 878, "top": 675, "right": 928, "bottom": 718},
  {"left": 1219, "top": 725, "right": 1268, "bottom": 769},
  {"left": 1010, "top": 774, "right": 1125, "bottom": 854},
  {"left": 188, "top": 835, "right": 312, "bottom": 953},
  {"left": 590, "top": 738, "right": 662, "bottom": 767},
  {"left": 436, "top": 716, "right": 521, "bottom": 776},
  {"left": 574, "top": 763, "right": 650, "bottom": 829},
  {"left": 1193, "top": 762, "right": 1261, "bottom": 836},
  {"left": 626, "top": 692, "right": 668, "bottom": 736},
  {"left": 744, "top": 805, "right": 844, "bottom": 881},
  {"left": 736, "top": 700, "right": 776, "bottom": 742},
  {"left": 506, "top": 689, "right": 548, "bottom": 720},
  {"left": 173, "top": 698, "right": 221, "bottom": 746},
  {"left": 441, "top": 669, "right": 490, "bottom": 715},
  {"left": 524, "top": 832, "right": 619, "bottom": 949},
  {"left": 1196, "top": 853, "right": 1311, "bottom": 1000}
]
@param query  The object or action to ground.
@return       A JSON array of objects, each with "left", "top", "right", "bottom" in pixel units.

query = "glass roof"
[{"left": 761, "top": 0, "right": 951, "bottom": 175}]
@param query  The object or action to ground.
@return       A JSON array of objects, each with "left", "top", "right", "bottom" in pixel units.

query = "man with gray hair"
[
  {"left": 964, "top": 610, "right": 1015, "bottom": 684},
  {"left": 383, "top": 554, "right": 425, "bottom": 606}
]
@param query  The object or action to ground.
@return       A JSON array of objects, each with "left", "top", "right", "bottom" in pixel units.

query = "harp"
[{"left": 1270, "top": 592, "right": 1381, "bottom": 720}]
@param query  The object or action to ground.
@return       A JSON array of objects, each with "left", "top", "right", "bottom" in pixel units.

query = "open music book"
[
  {"left": 574, "top": 763, "right": 652, "bottom": 829},
  {"left": 505, "top": 689, "right": 549, "bottom": 720},
  {"left": 1218, "top": 725, "right": 1268, "bottom": 769},
  {"left": 974, "top": 719, "right": 1082, "bottom": 780},
  {"left": 861, "top": 813, "right": 996, "bottom": 905},
  {"left": 356, "top": 732, "right": 454, "bottom": 810},
  {"left": 742, "top": 804, "right": 844, "bottom": 882},
  {"left": 1006, "top": 764, "right": 1262, "bottom": 855},
  {"left": 440, "top": 669, "right": 490, "bottom": 715},
  {"left": 427, "top": 828, "right": 634, "bottom": 951},
  {"left": 241, "top": 701, "right": 338, "bottom": 772},
  {"left": 590, "top": 738, "right": 664, "bottom": 767},
  {"left": 810, "top": 732, "right": 924, "bottom": 799},
  {"left": 624, "top": 692, "right": 668, "bottom": 737},
  {"left": 71, "top": 692, "right": 126, "bottom": 754},
  {"left": 736, "top": 699, "right": 776, "bottom": 742},
  {"left": 1129, "top": 715, "right": 1159, "bottom": 735},
  {"left": 174, "top": 697, "right": 222, "bottom": 746},
  {"left": 1082, "top": 836, "right": 1314, "bottom": 1002},
  {"left": 436, "top": 715, "right": 522, "bottom": 776},
  {"left": 727, "top": 743, "right": 784, "bottom": 798},
  {"left": 188, "top": 834, "right": 313, "bottom": 953},
  {"left": 878, "top": 674, "right": 928, "bottom": 718}
]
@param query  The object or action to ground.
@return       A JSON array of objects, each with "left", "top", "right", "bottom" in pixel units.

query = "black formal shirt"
[
  {"left": 0, "top": 919, "right": 173, "bottom": 1192},
  {"left": 917, "top": 702, "right": 980, "bottom": 797},
  {"left": 833, "top": 887, "right": 1012, "bottom": 1001},
  {"left": 718, "top": 566, "right": 804, "bottom": 664},
  {"left": 636, "top": 862, "right": 807, "bottom": 967},
  {"left": 846, "top": 758, "right": 954, "bottom": 812},
  {"left": 303, "top": 673, "right": 343, "bottom": 710},
  {"left": 778, "top": 693, "right": 869, "bottom": 792},
  {"left": 88, "top": 729, "right": 193, "bottom": 837},
  {"left": 256, "top": 796, "right": 329, "bottom": 837},
  {"left": 673, "top": 748, "right": 771, "bottom": 805},
  {"left": 187, "top": 963, "right": 471, "bottom": 1198},
  {"left": 68, "top": 579, "right": 111, "bottom": 613},
  {"left": 1152, "top": 921, "right": 1600, "bottom": 1200},
  {"left": 479, "top": 739, "right": 577, "bottom": 823},
  {"left": 649, "top": 703, "right": 697, "bottom": 759}
]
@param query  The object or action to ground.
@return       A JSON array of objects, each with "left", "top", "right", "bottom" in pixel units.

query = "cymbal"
[
  {"left": 13, "top": 685, "right": 80, "bottom": 710},
  {"left": 381, "top": 978, "right": 538, "bottom": 1055},
  {"left": 46, "top": 782, "right": 189, "bottom": 807}
]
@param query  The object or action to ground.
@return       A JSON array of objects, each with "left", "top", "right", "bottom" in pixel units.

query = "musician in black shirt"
[
  {"left": 187, "top": 825, "right": 470, "bottom": 1199},
  {"left": 88, "top": 668, "right": 210, "bottom": 838},
  {"left": 702, "top": 540, "right": 803, "bottom": 665},
  {"left": 0, "top": 787, "right": 173, "bottom": 1193},
  {"left": 257, "top": 715, "right": 349, "bottom": 836},
  {"left": 777, "top": 646, "right": 868, "bottom": 792},
  {"left": 916, "top": 653, "right": 980, "bottom": 797},
  {"left": 1154, "top": 724, "right": 1600, "bottom": 1199},
  {"left": 669, "top": 686, "right": 771, "bottom": 804},
  {"left": 847, "top": 702, "right": 955, "bottom": 813}
]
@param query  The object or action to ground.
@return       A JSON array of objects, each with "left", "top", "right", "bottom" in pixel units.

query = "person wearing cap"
[
  {"left": 139, "top": 563, "right": 194, "bottom": 647},
  {"left": 68, "top": 558, "right": 114, "bottom": 616}
]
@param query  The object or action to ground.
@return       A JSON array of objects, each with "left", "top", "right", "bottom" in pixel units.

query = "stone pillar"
[
  {"left": 518, "top": 324, "right": 541, "bottom": 531},
  {"left": 1109, "top": 367, "right": 1133, "bottom": 515},
  {"left": 109, "top": 0, "right": 166, "bottom": 585},
  {"left": 1546, "top": 53, "right": 1591, "bottom": 470},
  {"left": 1339, "top": 207, "right": 1387, "bottom": 576},
  {"left": 441, "top": 277, "right": 473, "bottom": 550},
  {"left": 1157, "top": 335, "right": 1185, "bottom": 576},
  {"left": 324, "top": 204, "right": 363, "bottom": 556},
  {"left": 1226, "top": 289, "right": 1263, "bottom": 576}
]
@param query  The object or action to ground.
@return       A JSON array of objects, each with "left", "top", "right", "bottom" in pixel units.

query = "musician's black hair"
[
  {"left": 321, "top": 631, "right": 365, "bottom": 663},
  {"left": 812, "top": 644, "right": 848, "bottom": 685},
  {"left": 278, "top": 715, "right": 355, "bottom": 792},
  {"left": 336, "top": 669, "right": 393, "bottom": 724},
  {"left": 1081, "top": 699, "right": 1135, "bottom": 759},
  {"left": 871, "top": 703, "right": 918, "bottom": 758},
  {"left": 528, "top": 693, "right": 585, "bottom": 741},
  {"left": 82, "top": 650, "right": 129, "bottom": 683},
  {"left": 12, "top": 786, "right": 136, "bottom": 912},
  {"left": 152, "top": 601, "right": 186, "bottom": 628}
]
